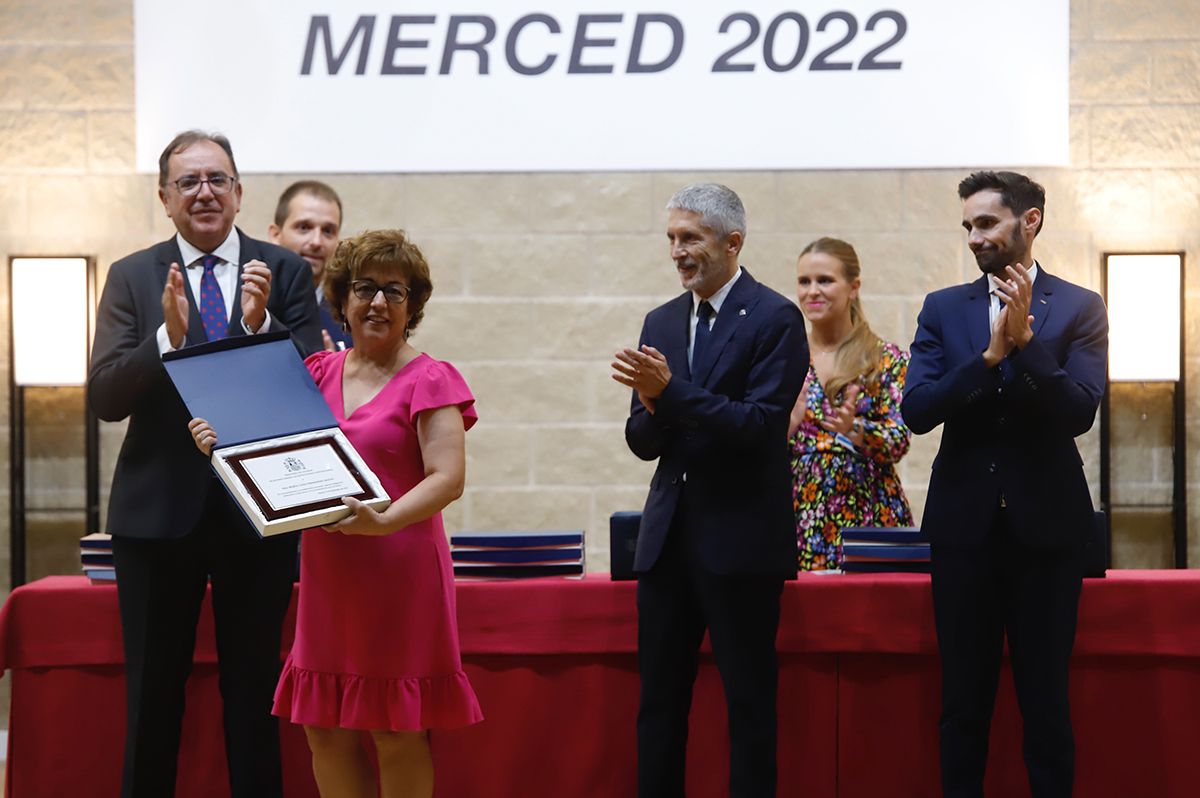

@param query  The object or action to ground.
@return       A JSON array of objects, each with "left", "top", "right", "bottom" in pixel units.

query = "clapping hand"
[
  {"left": 819, "top": 384, "right": 864, "bottom": 446},
  {"left": 982, "top": 305, "right": 1014, "bottom": 368},
  {"left": 162, "top": 263, "right": 189, "bottom": 349},
  {"left": 788, "top": 376, "right": 811, "bottom": 439},
  {"left": 992, "top": 263, "right": 1035, "bottom": 348},
  {"left": 240, "top": 259, "right": 272, "bottom": 332},
  {"left": 612, "top": 345, "right": 672, "bottom": 414},
  {"left": 983, "top": 263, "right": 1036, "bottom": 367}
]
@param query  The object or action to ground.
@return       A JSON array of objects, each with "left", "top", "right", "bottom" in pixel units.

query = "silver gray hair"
[{"left": 665, "top": 183, "right": 747, "bottom": 240}]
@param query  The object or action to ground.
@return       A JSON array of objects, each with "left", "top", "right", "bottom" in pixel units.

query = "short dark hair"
[
  {"left": 324, "top": 229, "right": 433, "bottom": 337},
  {"left": 274, "top": 180, "right": 344, "bottom": 228},
  {"left": 957, "top": 170, "right": 1046, "bottom": 235},
  {"left": 157, "top": 131, "right": 238, "bottom": 187}
]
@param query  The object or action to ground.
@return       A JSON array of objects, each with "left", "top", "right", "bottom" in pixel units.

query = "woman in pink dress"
[{"left": 190, "top": 229, "right": 482, "bottom": 798}]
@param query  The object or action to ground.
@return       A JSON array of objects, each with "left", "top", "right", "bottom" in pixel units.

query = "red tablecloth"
[{"left": 3, "top": 571, "right": 1199, "bottom": 797}]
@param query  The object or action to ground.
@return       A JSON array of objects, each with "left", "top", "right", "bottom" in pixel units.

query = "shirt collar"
[
  {"left": 694, "top": 266, "right": 743, "bottom": 316},
  {"left": 178, "top": 227, "right": 240, "bottom": 270},
  {"left": 987, "top": 261, "right": 1039, "bottom": 296}
]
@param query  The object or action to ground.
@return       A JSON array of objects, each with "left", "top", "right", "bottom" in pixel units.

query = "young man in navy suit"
[
  {"left": 268, "top": 180, "right": 350, "bottom": 350},
  {"left": 612, "top": 183, "right": 809, "bottom": 798},
  {"left": 89, "top": 131, "right": 323, "bottom": 797},
  {"left": 902, "top": 171, "right": 1109, "bottom": 798}
]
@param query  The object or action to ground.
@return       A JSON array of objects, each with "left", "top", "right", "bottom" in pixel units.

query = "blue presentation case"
[{"left": 163, "top": 332, "right": 389, "bottom": 536}]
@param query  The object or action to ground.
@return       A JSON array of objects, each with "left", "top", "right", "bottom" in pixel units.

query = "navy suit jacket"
[
  {"left": 319, "top": 296, "right": 353, "bottom": 349},
  {"left": 88, "top": 229, "right": 324, "bottom": 540},
  {"left": 626, "top": 270, "right": 809, "bottom": 576},
  {"left": 901, "top": 268, "right": 1108, "bottom": 550}
]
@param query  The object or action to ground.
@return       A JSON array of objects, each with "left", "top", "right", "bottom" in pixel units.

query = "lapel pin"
[
  {"left": 1039, "top": 299, "right": 1047, "bottom": 305},
  {"left": 738, "top": 308, "right": 747, "bottom": 316}
]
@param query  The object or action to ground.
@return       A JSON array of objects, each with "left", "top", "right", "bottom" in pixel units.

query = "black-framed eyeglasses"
[
  {"left": 170, "top": 174, "right": 238, "bottom": 196},
  {"left": 351, "top": 280, "right": 409, "bottom": 304}
]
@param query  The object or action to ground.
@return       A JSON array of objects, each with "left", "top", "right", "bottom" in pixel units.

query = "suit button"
[
  {"left": 988, "top": 463, "right": 997, "bottom": 473},
  {"left": 998, "top": 416, "right": 1006, "bottom": 426}
]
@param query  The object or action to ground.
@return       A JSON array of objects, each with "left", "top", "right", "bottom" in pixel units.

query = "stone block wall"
[{"left": 0, "top": 0, "right": 1197, "bottom": 584}]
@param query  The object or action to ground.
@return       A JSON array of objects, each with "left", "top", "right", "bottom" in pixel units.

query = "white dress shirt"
[
  {"left": 688, "top": 266, "right": 743, "bottom": 365},
  {"left": 156, "top": 229, "right": 273, "bottom": 353}
]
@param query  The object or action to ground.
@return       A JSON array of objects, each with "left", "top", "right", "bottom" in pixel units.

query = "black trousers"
[
  {"left": 112, "top": 486, "right": 298, "bottom": 798},
  {"left": 931, "top": 511, "right": 1085, "bottom": 798},
  {"left": 636, "top": 508, "right": 785, "bottom": 798}
]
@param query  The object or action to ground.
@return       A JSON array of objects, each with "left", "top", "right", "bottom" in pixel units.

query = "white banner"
[{"left": 134, "top": 1, "right": 1069, "bottom": 173}]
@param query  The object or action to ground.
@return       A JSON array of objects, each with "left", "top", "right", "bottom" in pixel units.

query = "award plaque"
[
  {"left": 210, "top": 428, "right": 390, "bottom": 536},
  {"left": 164, "top": 332, "right": 391, "bottom": 536},
  {"left": 230, "top": 437, "right": 367, "bottom": 518}
]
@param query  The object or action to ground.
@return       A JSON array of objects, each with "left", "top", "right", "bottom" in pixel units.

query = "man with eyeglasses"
[
  {"left": 268, "top": 180, "right": 350, "bottom": 350},
  {"left": 88, "top": 130, "right": 322, "bottom": 798}
]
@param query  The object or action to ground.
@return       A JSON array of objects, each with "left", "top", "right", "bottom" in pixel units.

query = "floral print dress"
[{"left": 790, "top": 341, "right": 914, "bottom": 570}]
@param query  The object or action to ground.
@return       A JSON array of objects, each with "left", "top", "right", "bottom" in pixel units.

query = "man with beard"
[
  {"left": 901, "top": 171, "right": 1108, "bottom": 798},
  {"left": 612, "top": 183, "right": 808, "bottom": 798},
  {"left": 268, "top": 180, "right": 349, "bottom": 349}
]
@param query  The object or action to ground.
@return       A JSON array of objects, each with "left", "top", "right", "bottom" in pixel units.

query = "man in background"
[
  {"left": 268, "top": 179, "right": 349, "bottom": 349},
  {"left": 88, "top": 130, "right": 323, "bottom": 797},
  {"left": 902, "top": 171, "right": 1108, "bottom": 798},
  {"left": 613, "top": 183, "right": 808, "bottom": 798}
]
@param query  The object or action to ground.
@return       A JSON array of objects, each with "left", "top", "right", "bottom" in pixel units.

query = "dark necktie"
[
  {"left": 198, "top": 255, "right": 228, "bottom": 341},
  {"left": 691, "top": 300, "right": 715, "bottom": 373}
]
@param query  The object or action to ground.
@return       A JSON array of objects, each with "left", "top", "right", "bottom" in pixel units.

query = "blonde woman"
[{"left": 789, "top": 237, "right": 913, "bottom": 570}]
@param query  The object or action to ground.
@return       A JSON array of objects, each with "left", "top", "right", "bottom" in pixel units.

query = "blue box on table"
[
  {"left": 841, "top": 526, "right": 930, "bottom": 574},
  {"left": 609, "top": 511, "right": 640, "bottom": 581},
  {"left": 163, "top": 331, "right": 390, "bottom": 537},
  {"left": 450, "top": 530, "right": 585, "bottom": 579}
]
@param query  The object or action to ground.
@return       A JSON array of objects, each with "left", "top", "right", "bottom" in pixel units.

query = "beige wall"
[{"left": 0, "top": 0, "right": 1197, "bottom": 586}]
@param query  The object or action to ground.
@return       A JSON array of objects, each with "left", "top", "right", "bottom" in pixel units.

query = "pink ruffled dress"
[{"left": 273, "top": 350, "right": 483, "bottom": 731}]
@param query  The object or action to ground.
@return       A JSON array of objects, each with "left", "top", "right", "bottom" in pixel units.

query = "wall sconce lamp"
[
  {"left": 7, "top": 256, "right": 100, "bottom": 587},
  {"left": 1099, "top": 252, "right": 1186, "bottom": 567}
]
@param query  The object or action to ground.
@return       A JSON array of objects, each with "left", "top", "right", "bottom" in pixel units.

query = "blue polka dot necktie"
[{"left": 198, "top": 255, "right": 228, "bottom": 341}]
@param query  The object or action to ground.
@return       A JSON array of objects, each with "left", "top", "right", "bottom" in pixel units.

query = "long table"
[{"left": 2, "top": 572, "right": 1199, "bottom": 797}]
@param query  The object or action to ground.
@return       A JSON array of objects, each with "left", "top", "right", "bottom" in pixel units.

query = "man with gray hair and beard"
[{"left": 612, "top": 183, "right": 809, "bottom": 797}]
